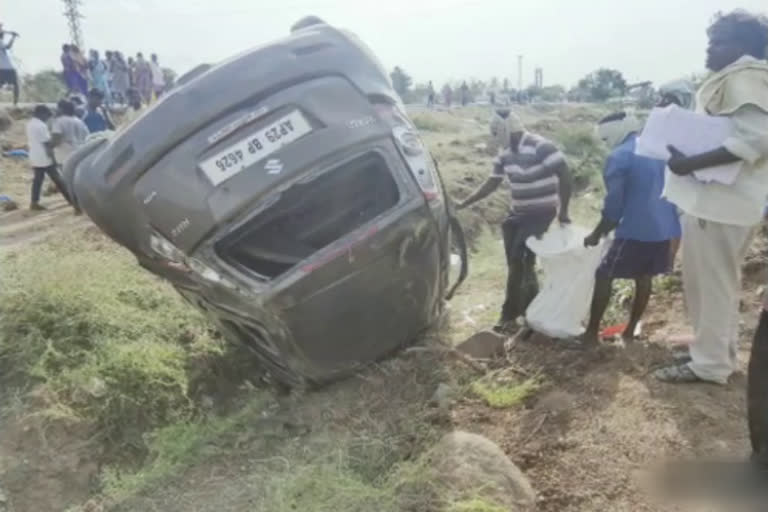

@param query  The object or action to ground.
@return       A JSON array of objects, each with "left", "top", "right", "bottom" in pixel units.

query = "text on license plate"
[{"left": 200, "top": 110, "right": 312, "bottom": 186}]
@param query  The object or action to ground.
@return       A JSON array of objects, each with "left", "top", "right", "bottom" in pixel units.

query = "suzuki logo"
[{"left": 265, "top": 159, "right": 284, "bottom": 175}]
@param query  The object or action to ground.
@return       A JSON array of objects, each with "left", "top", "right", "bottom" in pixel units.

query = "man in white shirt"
[
  {"left": 26, "top": 105, "right": 74, "bottom": 211},
  {"left": 52, "top": 99, "right": 89, "bottom": 164},
  {"left": 0, "top": 26, "right": 19, "bottom": 106},
  {"left": 654, "top": 10, "right": 768, "bottom": 384},
  {"left": 150, "top": 54, "right": 165, "bottom": 99}
]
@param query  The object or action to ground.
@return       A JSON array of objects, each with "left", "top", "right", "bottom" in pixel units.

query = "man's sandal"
[{"left": 653, "top": 363, "right": 703, "bottom": 383}]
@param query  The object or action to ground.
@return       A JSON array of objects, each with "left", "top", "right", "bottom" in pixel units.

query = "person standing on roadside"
[
  {"left": 0, "top": 26, "right": 20, "bottom": 106},
  {"left": 89, "top": 49, "right": 112, "bottom": 104},
  {"left": 110, "top": 52, "right": 130, "bottom": 105},
  {"left": 67, "top": 45, "right": 89, "bottom": 96},
  {"left": 61, "top": 44, "right": 74, "bottom": 94},
  {"left": 127, "top": 56, "right": 136, "bottom": 90},
  {"left": 427, "top": 81, "right": 435, "bottom": 108},
  {"left": 456, "top": 110, "right": 572, "bottom": 332},
  {"left": 134, "top": 53, "right": 153, "bottom": 104},
  {"left": 26, "top": 105, "right": 73, "bottom": 211},
  {"left": 580, "top": 112, "right": 681, "bottom": 346},
  {"left": 442, "top": 84, "right": 452, "bottom": 107},
  {"left": 83, "top": 88, "right": 115, "bottom": 134},
  {"left": 460, "top": 81, "right": 469, "bottom": 106},
  {"left": 52, "top": 99, "right": 89, "bottom": 165},
  {"left": 150, "top": 53, "right": 166, "bottom": 99},
  {"left": 654, "top": 10, "right": 768, "bottom": 384}
]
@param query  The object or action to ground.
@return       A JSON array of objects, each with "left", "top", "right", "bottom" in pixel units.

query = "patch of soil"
[
  {"left": 0, "top": 389, "right": 100, "bottom": 512},
  {"left": 452, "top": 286, "right": 754, "bottom": 511}
]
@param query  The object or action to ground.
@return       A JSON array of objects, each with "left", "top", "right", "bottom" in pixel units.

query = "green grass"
[
  {"left": 471, "top": 373, "right": 541, "bottom": 409},
  {"left": 0, "top": 235, "right": 251, "bottom": 455},
  {"left": 412, "top": 111, "right": 463, "bottom": 133},
  {"left": 445, "top": 230, "right": 506, "bottom": 344},
  {"left": 100, "top": 396, "right": 268, "bottom": 503}
]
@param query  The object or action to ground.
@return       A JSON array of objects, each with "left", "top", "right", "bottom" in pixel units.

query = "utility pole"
[{"left": 62, "top": 0, "right": 84, "bottom": 49}]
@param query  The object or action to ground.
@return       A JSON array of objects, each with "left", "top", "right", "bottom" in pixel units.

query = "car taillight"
[{"left": 374, "top": 103, "right": 443, "bottom": 204}]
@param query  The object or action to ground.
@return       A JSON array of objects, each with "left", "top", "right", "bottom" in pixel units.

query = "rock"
[
  {"left": 456, "top": 330, "right": 506, "bottom": 360},
  {"left": 430, "top": 383, "right": 457, "bottom": 409},
  {"left": 1, "top": 199, "right": 18, "bottom": 212},
  {"left": 424, "top": 431, "right": 536, "bottom": 511}
]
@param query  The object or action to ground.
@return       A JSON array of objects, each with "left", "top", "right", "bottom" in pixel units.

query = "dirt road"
[{"left": 0, "top": 197, "right": 89, "bottom": 252}]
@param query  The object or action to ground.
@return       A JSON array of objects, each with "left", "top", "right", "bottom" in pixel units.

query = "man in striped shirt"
[{"left": 458, "top": 110, "right": 572, "bottom": 331}]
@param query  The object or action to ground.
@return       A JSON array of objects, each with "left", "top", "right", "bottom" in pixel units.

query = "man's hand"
[
  {"left": 584, "top": 232, "right": 601, "bottom": 247},
  {"left": 667, "top": 145, "right": 693, "bottom": 176},
  {"left": 558, "top": 211, "right": 571, "bottom": 225},
  {"left": 454, "top": 199, "right": 467, "bottom": 211}
]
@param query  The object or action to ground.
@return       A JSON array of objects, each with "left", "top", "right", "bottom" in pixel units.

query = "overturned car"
[{"left": 64, "top": 23, "right": 467, "bottom": 387}]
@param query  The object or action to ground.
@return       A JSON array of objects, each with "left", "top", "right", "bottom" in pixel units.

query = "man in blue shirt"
[
  {"left": 581, "top": 112, "right": 682, "bottom": 346},
  {"left": 82, "top": 88, "right": 115, "bottom": 133}
]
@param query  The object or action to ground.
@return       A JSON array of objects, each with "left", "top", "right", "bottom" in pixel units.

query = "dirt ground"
[{"left": 0, "top": 106, "right": 763, "bottom": 512}]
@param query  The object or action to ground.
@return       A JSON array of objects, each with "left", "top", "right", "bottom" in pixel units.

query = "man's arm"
[
  {"left": 5, "top": 33, "right": 17, "bottom": 50},
  {"left": 43, "top": 139, "right": 56, "bottom": 165},
  {"left": 585, "top": 152, "right": 627, "bottom": 246},
  {"left": 667, "top": 146, "right": 740, "bottom": 175},
  {"left": 456, "top": 155, "right": 506, "bottom": 209},
  {"left": 668, "top": 104, "right": 768, "bottom": 175},
  {"left": 456, "top": 176, "right": 502, "bottom": 209},
  {"left": 556, "top": 164, "right": 572, "bottom": 223},
  {"left": 101, "top": 107, "right": 116, "bottom": 131}
]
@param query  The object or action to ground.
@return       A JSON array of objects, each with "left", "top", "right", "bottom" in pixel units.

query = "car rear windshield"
[{"left": 217, "top": 153, "right": 400, "bottom": 278}]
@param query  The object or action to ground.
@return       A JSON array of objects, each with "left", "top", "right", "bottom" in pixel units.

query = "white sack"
[{"left": 525, "top": 224, "right": 606, "bottom": 338}]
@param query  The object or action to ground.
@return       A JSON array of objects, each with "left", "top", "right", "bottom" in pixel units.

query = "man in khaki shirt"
[{"left": 655, "top": 10, "right": 768, "bottom": 384}]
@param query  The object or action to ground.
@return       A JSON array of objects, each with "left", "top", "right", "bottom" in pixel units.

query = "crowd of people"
[
  {"left": 24, "top": 87, "right": 124, "bottom": 212},
  {"left": 457, "top": 10, "right": 768, "bottom": 396},
  {"left": 24, "top": 79, "right": 144, "bottom": 212},
  {"left": 19, "top": 44, "right": 161, "bottom": 213},
  {"left": 60, "top": 44, "right": 166, "bottom": 106}
]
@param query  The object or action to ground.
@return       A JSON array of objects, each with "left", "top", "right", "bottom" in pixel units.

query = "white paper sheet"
[{"left": 635, "top": 105, "right": 742, "bottom": 185}]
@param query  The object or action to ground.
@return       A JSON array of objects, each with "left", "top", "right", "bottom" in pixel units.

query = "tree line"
[{"left": 390, "top": 66, "right": 637, "bottom": 104}]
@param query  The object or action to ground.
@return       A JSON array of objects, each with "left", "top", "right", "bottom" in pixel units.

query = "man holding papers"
[{"left": 654, "top": 10, "right": 768, "bottom": 384}]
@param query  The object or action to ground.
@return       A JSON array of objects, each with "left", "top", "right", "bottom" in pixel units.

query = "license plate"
[{"left": 200, "top": 110, "right": 312, "bottom": 186}]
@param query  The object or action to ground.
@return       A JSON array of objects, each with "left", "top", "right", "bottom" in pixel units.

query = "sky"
[{"left": 5, "top": 0, "right": 768, "bottom": 88}]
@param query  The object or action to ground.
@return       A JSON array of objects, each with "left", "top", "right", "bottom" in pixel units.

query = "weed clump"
[{"left": 471, "top": 373, "right": 541, "bottom": 409}]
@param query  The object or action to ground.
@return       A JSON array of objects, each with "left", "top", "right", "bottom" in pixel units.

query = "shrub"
[
  {"left": 22, "top": 70, "right": 67, "bottom": 103},
  {"left": 471, "top": 371, "right": 541, "bottom": 409}
]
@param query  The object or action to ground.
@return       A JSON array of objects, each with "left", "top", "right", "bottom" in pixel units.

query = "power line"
[{"left": 62, "top": 0, "right": 85, "bottom": 48}]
